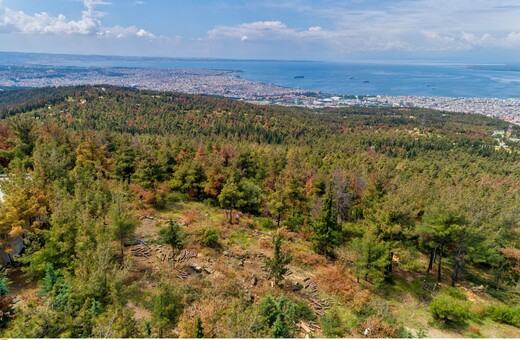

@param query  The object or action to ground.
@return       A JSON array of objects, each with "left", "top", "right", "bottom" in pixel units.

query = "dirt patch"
[{"left": 5, "top": 268, "right": 40, "bottom": 308}]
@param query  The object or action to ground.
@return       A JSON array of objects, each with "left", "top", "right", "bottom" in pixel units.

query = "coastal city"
[{"left": 1, "top": 65, "right": 519, "bottom": 125}]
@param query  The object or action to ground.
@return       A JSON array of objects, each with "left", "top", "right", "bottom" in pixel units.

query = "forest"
[{"left": 0, "top": 85, "right": 518, "bottom": 338}]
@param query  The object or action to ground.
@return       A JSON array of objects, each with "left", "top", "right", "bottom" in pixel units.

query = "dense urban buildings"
[{"left": 1, "top": 65, "right": 519, "bottom": 125}]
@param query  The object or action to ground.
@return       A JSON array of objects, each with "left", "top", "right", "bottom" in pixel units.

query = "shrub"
[
  {"left": 444, "top": 287, "right": 467, "bottom": 300},
  {"left": 315, "top": 266, "right": 356, "bottom": 302},
  {"left": 490, "top": 305, "right": 520, "bottom": 327},
  {"left": 0, "top": 273, "right": 14, "bottom": 329},
  {"left": 257, "top": 295, "right": 315, "bottom": 338},
  {"left": 360, "top": 316, "right": 398, "bottom": 338},
  {"left": 152, "top": 283, "right": 184, "bottom": 337},
  {"left": 201, "top": 227, "right": 220, "bottom": 248},
  {"left": 284, "top": 213, "right": 305, "bottom": 232},
  {"left": 258, "top": 217, "right": 275, "bottom": 230},
  {"left": 397, "top": 327, "right": 414, "bottom": 338},
  {"left": 430, "top": 294, "right": 471, "bottom": 325},
  {"left": 321, "top": 306, "right": 357, "bottom": 337},
  {"left": 158, "top": 219, "right": 184, "bottom": 251}
]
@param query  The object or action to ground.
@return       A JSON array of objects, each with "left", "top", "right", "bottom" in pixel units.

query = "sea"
[{"left": 1, "top": 52, "right": 519, "bottom": 99}]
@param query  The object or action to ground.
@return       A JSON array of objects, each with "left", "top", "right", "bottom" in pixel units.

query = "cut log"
[
  {"left": 300, "top": 321, "right": 311, "bottom": 334},
  {"left": 189, "top": 263, "right": 203, "bottom": 273}
]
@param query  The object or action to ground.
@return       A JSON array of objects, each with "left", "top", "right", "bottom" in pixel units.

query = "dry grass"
[
  {"left": 180, "top": 208, "right": 201, "bottom": 226},
  {"left": 315, "top": 266, "right": 358, "bottom": 302},
  {"left": 294, "top": 250, "right": 327, "bottom": 267},
  {"left": 351, "top": 289, "right": 372, "bottom": 313},
  {"left": 258, "top": 237, "right": 272, "bottom": 250},
  {"left": 360, "top": 316, "right": 399, "bottom": 338}
]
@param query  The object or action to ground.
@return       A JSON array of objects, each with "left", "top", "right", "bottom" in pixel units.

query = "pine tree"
[
  {"left": 0, "top": 271, "right": 14, "bottom": 328},
  {"left": 311, "top": 187, "right": 342, "bottom": 257},
  {"left": 352, "top": 230, "right": 388, "bottom": 285},
  {"left": 265, "top": 234, "right": 292, "bottom": 287},
  {"left": 195, "top": 316, "right": 204, "bottom": 338},
  {"left": 218, "top": 178, "right": 239, "bottom": 224},
  {"left": 158, "top": 219, "right": 184, "bottom": 256}
]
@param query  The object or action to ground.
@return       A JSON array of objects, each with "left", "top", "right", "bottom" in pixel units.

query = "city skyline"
[{"left": 1, "top": 0, "right": 520, "bottom": 63}]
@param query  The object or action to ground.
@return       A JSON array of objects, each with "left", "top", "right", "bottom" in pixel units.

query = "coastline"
[{"left": 1, "top": 62, "right": 519, "bottom": 125}]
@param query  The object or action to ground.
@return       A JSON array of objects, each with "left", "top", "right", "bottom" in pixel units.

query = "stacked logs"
[
  {"left": 176, "top": 249, "right": 198, "bottom": 263},
  {"left": 176, "top": 269, "right": 189, "bottom": 279},
  {"left": 131, "top": 244, "right": 151, "bottom": 258}
]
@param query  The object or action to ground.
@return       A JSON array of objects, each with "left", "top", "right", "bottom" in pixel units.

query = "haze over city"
[{"left": 1, "top": 0, "right": 520, "bottom": 62}]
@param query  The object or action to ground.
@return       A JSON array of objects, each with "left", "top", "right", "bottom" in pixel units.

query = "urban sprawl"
[{"left": 1, "top": 65, "right": 519, "bottom": 125}]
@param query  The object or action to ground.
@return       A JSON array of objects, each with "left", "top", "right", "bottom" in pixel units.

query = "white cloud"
[
  {"left": 98, "top": 25, "right": 156, "bottom": 39},
  {"left": 0, "top": 0, "right": 100, "bottom": 35},
  {"left": 0, "top": 0, "right": 156, "bottom": 39},
  {"left": 241, "top": 0, "right": 520, "bottom": 54}
]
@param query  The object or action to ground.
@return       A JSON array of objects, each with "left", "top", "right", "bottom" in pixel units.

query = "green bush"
[
  {"left": 430, "top": 294, "right": 471, "bottom": 325},
  {"left": 201, "top": 227, "right": 220, "bottom": 248},
  {"left": 490, "top": 305, "right": 520, "bottom": 327},
  {"left": 320, "top": 306, "right": 357, "bottom": 337},
  {"left": 397, "top": 327, "right": 414, "bottom": 338},
  {"left": 152, "top": 283, "right": 184, "bottom": 336},
  {"left": 444, "top": 287, "right": 467, "bottom": 300},
  {"left": 257, "top": 295, "right": 315, "bottom": 338},
  {"left": 258, "top": 217, "right": 275, "bottom": 230}
]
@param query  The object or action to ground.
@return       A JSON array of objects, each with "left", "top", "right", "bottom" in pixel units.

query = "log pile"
[
  {"left": 155, "top": 245, "right": 174, "bottom": 262},
  {"left": 131, "top": 245, "right": 152, "bottom": 258},
  {"left": 308, "top": 296, "right": 330, "bottom": 316},
  {"left": 176, "top": 269, "right": 189, "bottom": 279},
  {"left": 298, "top": 280, "right": 331, "bottom": 317},
  {"left": 176, "top": 249, "right": 198, "bottom": 263},
  {"left": 298, "top": 321, "right": 321, "bottom": 334},
  {"left": 304, "top": 281, "right": 318, "bottom": 293}
]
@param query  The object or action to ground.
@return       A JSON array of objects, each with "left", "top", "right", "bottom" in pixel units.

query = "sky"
[{"left": 0, "top": 0, "right": 520, "bottom": 62}]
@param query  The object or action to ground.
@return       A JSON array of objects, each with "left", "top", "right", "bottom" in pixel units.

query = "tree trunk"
[
  {"left": 277, "top": 213, "right": 281, "bottom": 228},
  {"left": 386, "top": 251, "right": 394, "bottom": 275},
  {"left": 229, "top": 207, "right": 233, "bottom": 224},
  {"left": 120, "top": 237, "right": 125, "bottom": 262},
  {"left": 451, "top": 235, "right": 465, "bottom": 287},
  {"left": 451, "top": 262, "right": 460, "bottom": 287},
  {"left": 427, "top": 247, "right": 436, "bottom": 273},
  {"left": 437, "top": 245, "right": 443, "bottom": 283},
  {"left": 7, "top": 253, "right": 15, "bottom": 267}
]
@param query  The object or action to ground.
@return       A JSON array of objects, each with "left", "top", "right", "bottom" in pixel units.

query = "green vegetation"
[
  {"left": 430, "top": 292, "right": 471, "bottom": 325},
  {"left": 0, "top": 86, "right": 518, "bottom": 338},
  {"left": 257, "top": 295, "right": 315, "bottom": 338},
  {"left": 265, "top": 234, "right": 292, "bottom": 286}
]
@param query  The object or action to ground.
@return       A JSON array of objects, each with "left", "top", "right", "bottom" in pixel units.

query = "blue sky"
[{"left": 1, "top": 0, "right": 519, "bottom": 62}]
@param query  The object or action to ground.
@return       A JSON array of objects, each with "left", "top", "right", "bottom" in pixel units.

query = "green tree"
[
  {"left": 195, "top": 316, "right": 204, "bottom": 338},
  {"left": 152, "top": 283, "right": 184, "bottom": 337},
  {"left": 218, "top": 178, "right": 240, "bottom": 224},
  {"left": 257, "top": 295, "right": 314, "bottom": 338},
  {"left": 114, "top": 146, "right": 136, "bottom": 185},
  {"left": 0, "top": 271, "right": 14, "bottom": 328},
  {"left": 352, "top": 229, "right": 388, "bottom": 285},
  {"left": 158, "top": 219, "right": 184, "bottom": 255},
  {"left": 267, "top": 188, "right": 289, "bottom": 228},
  {"left": 110, "top": 191, "right": 138, "bottom": 260},
  {"left": 265, "top": 234, "right": 292, "bottom": 287},
  {"left": 311, "top": 187, "right": 342, "bottom": 257}
]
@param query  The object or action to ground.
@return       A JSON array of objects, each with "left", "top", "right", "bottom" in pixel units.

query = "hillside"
[{"left": 0, "top": 86, "right": 519, "bottom": 338}]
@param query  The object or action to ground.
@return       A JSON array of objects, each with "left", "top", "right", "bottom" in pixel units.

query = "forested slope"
[{"left": 0, "top": 86, "right": 518, "bottom": 338}]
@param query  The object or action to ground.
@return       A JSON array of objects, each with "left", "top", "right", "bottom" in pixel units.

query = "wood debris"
[
  {"left": 176, "top": 249, "right": 198, "bottom": 262},
  {"left": 300, "top": 321, "right": 311, "bottom": 333},
  {"left": 176, "top": 270, "right": 189, "bottom": 279},
  {"left": 131, "top": 245, "right": 151, "bottom": 257}
]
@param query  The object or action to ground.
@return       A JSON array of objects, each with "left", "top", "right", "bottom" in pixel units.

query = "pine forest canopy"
[{"left": 0, "top": 85, "right": 518, "bottom": 338}]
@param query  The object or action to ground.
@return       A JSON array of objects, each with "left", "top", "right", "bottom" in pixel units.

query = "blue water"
[{"left": 1, "top": 52, "right": 519, "bottom": 98}]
